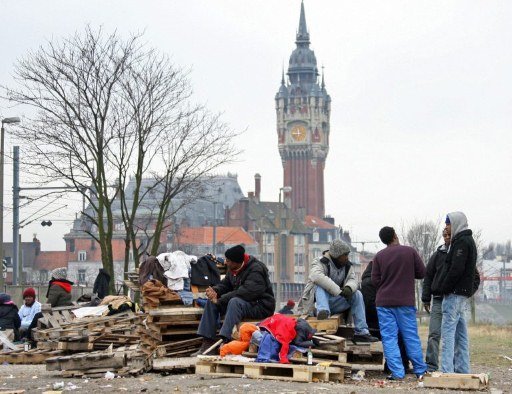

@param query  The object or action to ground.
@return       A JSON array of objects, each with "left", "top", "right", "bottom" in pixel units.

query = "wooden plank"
[
  {"left": 152, "top": 356, "right": 197, "bottom": 371},
  {"left": 148, "top": 307, "right": 203, "bottom": 317},
  {"left": 423, "top": 373, "right": 488, "bottom": 390}
]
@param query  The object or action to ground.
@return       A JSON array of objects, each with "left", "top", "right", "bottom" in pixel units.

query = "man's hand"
[
  {"left": 205, "top": 286, "right": 218, "bottom": 302},
  {"left": 423, "top": 303, "right": 431, "bottom": 314},
  {"left": 340, "top": 286, "right": 353, "bottom": 301}
]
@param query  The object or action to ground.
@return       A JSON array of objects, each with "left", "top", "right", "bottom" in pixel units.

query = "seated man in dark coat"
[
  {"left": 0, "top": 293, "right": 21, "bottom": 341},
  {"left": 194, "top": 245, "right": 276, "bottom": 355}
]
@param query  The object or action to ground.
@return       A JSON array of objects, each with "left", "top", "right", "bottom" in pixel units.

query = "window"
[
  {"left": 78, "top": 250, "right": 87, "bottom": 261},
  {"left": 312, "top": 248, "right": 322, "bottom": 259},
  {"left": 40, "top": 270, "right": 48, "bottom": 283},
  {"left": 294, "top": 253, "right": 305, "bottom": 267},
  {"left": 265, "top": 253, "right": 274, "bottom": 267},
  {"left": 312, "top": 231, "right": 319, "bottom": 242},
  {"left": 294, "top": 273, "right": 304, "bottom": 283},
  {"left": 68, "top": 239, "right": 75, "bottom": 253},
  {"left": 115, "top": 223, "right": 124, "bottom": 231},
  {"left": 327, "top": 232, "right": 333, "bottom": 242},
  {"left": 78, "top": 269, "right": 86, "bottom": 284},
  {"left": 265, "top": 233, "right": 274, "bottom": 245}
]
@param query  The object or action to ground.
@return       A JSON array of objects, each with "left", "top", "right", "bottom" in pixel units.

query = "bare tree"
[
  {"left": 4, "top": 27, "right": 239, "bottom": 293},
  {"left": 401, "top": 219, "right": 443, "bottom": 310}
]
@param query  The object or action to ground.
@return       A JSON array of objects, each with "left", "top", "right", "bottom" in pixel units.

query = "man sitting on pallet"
[
  {"left": 194, "top": 245, "right": 276, "bottom": 355},
  {"left": 297, "top": 239, "right": 378, "bottom": 343}
]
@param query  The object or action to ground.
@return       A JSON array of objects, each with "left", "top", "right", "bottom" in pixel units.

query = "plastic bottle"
[{"left": 307, "top": 347, "right": 313, "bottom": 365}]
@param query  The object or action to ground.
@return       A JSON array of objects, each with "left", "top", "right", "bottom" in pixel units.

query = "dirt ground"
[
  {"left": 0, "top": 324, "right": 510, "bottom": 393},
  {"left": 0, "top": 362, "right": 509, "bottom": 393}
]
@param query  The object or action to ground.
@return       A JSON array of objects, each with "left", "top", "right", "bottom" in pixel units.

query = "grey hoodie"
[{"left": 447, "top": 211, "right": 468, "bottom": 241}]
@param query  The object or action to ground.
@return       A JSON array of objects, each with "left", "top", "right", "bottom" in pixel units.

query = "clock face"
[{"left": 290, "top": 125, "right": 307, "bottom": 142}]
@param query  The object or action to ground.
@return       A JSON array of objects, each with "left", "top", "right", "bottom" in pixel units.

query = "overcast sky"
[{"left": 0, "top": 0, "right": 511, "bottom": 253}]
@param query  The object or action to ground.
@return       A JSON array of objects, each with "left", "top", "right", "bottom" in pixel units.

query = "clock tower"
[{"left": 276, "top": 1, "right": 331, "bottom": 218}]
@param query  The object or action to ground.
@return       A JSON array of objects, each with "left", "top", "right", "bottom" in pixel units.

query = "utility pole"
[
  {"left": 212, "top": 201, "right": 217, "bottom": 255},
  {"left": 12, "top": 146, "right": 19, "bottom": 285}
]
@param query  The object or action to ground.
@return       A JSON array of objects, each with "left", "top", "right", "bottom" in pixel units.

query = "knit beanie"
[
  {"left": 445, "top": 215, "right": 451, "bottom": 224},
  {"left": 225, "top": 245, "right": 245, "bottom": 264},
  {"left": 23, "top": 288, "right": 36, "bottom": 298},
  {"left": 51, "top": 267, "right": 68, "bottom": 280},
  {"left": 329, "top": 239, "right": 351, "bottom": 259},
  {"left": 0, "top": 293, "right": 11, "bottom": 304},
  {"left": 286, "top": 299, "right": 295, "bottom": 307}
]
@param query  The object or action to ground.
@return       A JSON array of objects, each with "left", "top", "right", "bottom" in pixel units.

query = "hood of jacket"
[
  {"left": 99, "top": 268, "right": 111, "bottom": 279},
  {"left": 0, "top": 303, "right": 18, "bottom": 318},
  {"left": 447, "top": 211, "right": 469, "bottom": 240}
]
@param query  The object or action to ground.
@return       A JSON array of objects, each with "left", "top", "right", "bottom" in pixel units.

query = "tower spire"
[
  {"left": 281, "top": 64, "right": 285, "bottom": 85},
  {"left": 321, "top": 65, "right": 325, "bottom": 89},
  {"left": 296, "top": 0, "right": 310, "bottom": 44}
]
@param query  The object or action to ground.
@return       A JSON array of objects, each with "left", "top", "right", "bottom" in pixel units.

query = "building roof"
[
  {"left": 247, "top": 200, "right": 309, "bottom": 234},
  {"left": 304, "top": 215, "right": 336, "bottom": 230},
  {"left": 34, "top": 251, "right": 68, "bottom": 271},
  {"left": 177, "top": 226, "right": 257, "bottom": 246}
]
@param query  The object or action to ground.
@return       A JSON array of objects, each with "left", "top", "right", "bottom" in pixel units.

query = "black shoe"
[
  {"left": 191, "top": 338, "right": 217, "bottom": 356},
  {"left": 352, "top": 334, "right": 379, "bottom": 343},
  {"left": 317, "top": 310, "right": 329, "bottom": 320},
  {"left": 387, "top": 374, "right": 403, "bottom": 381}
]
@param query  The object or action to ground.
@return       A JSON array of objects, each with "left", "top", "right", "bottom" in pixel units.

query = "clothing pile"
[
  {"left": 219, "top": 314, "right": 317, "bottom": 364},
  {"left": 157, "top": 251, "right": 197, "bottom": 291},
  {"left": 141, "top": 279, "right": 181, "bottom": 309}
]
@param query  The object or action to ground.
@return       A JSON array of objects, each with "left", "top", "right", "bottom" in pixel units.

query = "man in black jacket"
[
  {"left": 439, "top": 212, "right": 478, "bottom": 373},
  {"left": 194, "top": 245, "right": 275, "bottom": 355},
  {"left": 422, "top": 228, "right": 450, "bottom": 372}
]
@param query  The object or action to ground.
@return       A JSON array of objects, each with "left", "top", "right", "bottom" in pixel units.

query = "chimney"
[
  {"left": 248, "top": 191, "right": 255, "bottom": 200},
  {"left": 283, "top": 188, "right": 292, "bottom": 209},
  {"left": 254, "top": 173, "right": 261, "bottom": 202}
]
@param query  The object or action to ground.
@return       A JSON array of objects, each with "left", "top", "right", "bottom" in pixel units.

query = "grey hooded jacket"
[
  {"left": 297, "top": 251, "right": 358, "bottom": 315},
  {"left": 440, "top": 211, "right": 479, "bottom": 296}
]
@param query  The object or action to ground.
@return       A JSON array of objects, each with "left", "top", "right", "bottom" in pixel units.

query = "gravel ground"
[{"left": 0, "top": 363, "right": 510, "bottom": 393}]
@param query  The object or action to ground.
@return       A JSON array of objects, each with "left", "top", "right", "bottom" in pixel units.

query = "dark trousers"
[
  {"left": 197, "top": 297, "right": 269, "bottom": 340},
  {"left": 426, "top": 297, "right": 442, "bottom": 371},
  {"left": 26, "top": 312, "right": 43, "bottom": 342}
]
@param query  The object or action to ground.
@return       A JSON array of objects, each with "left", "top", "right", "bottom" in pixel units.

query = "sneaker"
[
  {"left": 416, "top": 374, "right": 424, "bottom": 381},
  {"left": 317, "top": 310, "right": 329, "bottom": 320},
  {"left": 387, "top": 374, "right": 403, "bottom": 381},
  {"left": 352, "top": 334, "right": 379, "bottom": 343},
  {"left": 191, "top": 338, "right": 218, "bottom": 356}
]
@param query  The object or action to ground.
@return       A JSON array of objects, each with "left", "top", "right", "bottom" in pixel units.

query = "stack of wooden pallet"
[
  {"left": 33, "top": 312, "right": 142, "bottom": 352},
  {"left": 46, "top": 344, "right": 149, "bottom": 378},
  {"left": 139, "top": 307, "right": 203, "bottom": 355}
]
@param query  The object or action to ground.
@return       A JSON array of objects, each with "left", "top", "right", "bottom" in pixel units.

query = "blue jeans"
[
  {"left": 315, "top": 286, "right": 369, "bottom": 335},
  {"left": 377, "top": 306, "right": 427, "bottom": 379},
  {"left": 426, "top": 297, "right": 443, "bottom": 372},
  {"left": 440, "top": 294, "right": 470, "bottom": 373}
]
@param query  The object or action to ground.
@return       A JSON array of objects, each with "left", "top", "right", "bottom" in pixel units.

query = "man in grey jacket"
[{"left": 298, "top": 239, "right": 378, "bottom": 342}]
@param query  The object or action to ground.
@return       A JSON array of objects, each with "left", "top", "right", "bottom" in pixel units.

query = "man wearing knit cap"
[
  {"left": 18, "top": 288, "right": 41, "bottom": 338},
  {"left": 298, "top": 239, "right": 378, "bottom": 342},
  {"left": 194, "top": 244, "right": 275, "bottom": 355}
]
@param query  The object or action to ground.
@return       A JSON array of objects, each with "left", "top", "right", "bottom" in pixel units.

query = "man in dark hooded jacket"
[
  {"left": 93, "top": 268, "right": 111, "bottom": 299},
  {"left": 194, "top": 245, "right": 275, "bottom": 355},
  {"left": 439, "top": 212, "right": 477, "bottom": 374}
]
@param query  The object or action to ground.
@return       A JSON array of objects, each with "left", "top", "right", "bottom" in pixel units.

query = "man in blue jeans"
[
  {"left": 297, "top": 239, "right": 378, "bottom": 342},
  {"left": 439, "top": 212, "right": 478, "bottom": 373},
  {"left": 372, "top": 226, "right": 427, "bottom": 380}
]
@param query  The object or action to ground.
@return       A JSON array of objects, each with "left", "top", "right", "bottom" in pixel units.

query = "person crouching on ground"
[
  {"left": 193, "top": 245, "right": 275, "bottom": 355},
  {"left": 18, "top": 288, "right": 41, "bottom": 339},
  {"left": 297, "top": 239, "right": 378, "bottom": 342},
  {"left": 0, "top": 293, "right": 21, "bottom": 341}
]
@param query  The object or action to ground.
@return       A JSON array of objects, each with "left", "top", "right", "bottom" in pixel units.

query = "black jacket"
[
  {"left": 360, "top": 261, "right": 379, "bottom": 332},
  {"left": 93, "top": 268, "right": 111, "bottom": 299},
  {"left": 422, "top": 245, "right": 448, "bottom": 302},
  {"left": 191, "top": 255, "right": 221, "bottom": 287},
  {"left": 213, "top": 256, "right": 275, "bottom": 316},
  {"left": 440, "top": 229, "right": 479, "bottom": 296},
  {"left": 0, "top": 304, "right": 21, "bottom": 340},
  {"left": 278, "top": 305, "right": 294, "bottom": 315}
]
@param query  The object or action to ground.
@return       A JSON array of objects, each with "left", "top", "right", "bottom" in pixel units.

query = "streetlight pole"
[
  {"left": 0, "top": 117, "right": 20, "bottom": 288},
  {"left": 276, "top": 186, "right": 292, "bottom": 310}
]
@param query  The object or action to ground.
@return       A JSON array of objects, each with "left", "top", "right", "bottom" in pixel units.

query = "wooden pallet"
[
  {"left": 196, "top": 359, "right": 344, "bottom": 383},
  {"left": 0, "top": 349, "right": 63, "bottom": 364},
  {"left": 152, "top": 356, "right": 197, "bottom": 371}
]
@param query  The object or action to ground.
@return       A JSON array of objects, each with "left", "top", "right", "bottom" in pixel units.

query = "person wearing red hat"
[
  {"left": 18, "top": 288, "right": 41, "bottom": 338},
  {"left": 278, "top": 299, "right": 295, "bottom": 315}
]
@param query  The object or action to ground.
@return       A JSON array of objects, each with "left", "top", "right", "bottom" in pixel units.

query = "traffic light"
[{"left": 41, "top": 220, "right": 52, "bottom": 227}]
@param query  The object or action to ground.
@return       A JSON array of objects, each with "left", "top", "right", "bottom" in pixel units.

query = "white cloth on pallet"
[{"left": 157, "top": 251, "right": 197, "bottom": 291}]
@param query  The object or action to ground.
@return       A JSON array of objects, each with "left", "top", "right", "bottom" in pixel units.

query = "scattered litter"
[
  {"left": 99, "top": 385, "right": 113, "bottom": 388},
  {"left": 32, "top": 375, "right": 38, "bottom": 379},
  {"left": 242, "top": 384, "right": 251, "bottom": 388},
  {"left": 104, "top": 371, "right": 115, "bottom": 380},
  {"left": 209, "top": 385, "right": 220, "bottom": 388},
  {"left": 67, "top": 382, "right": 79, "bottom": 390},
  {"left": 53, "top": 381, "right": 65, "bottom": 390},
  {"left": 417, "top": 381, "right": 424, "bottom": 388},
  {"left": 351, "top": 370, "right": 365, "bottom": 381},
  {"left": 6, "top": 374, "right": 14, "bottom": 379}
]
